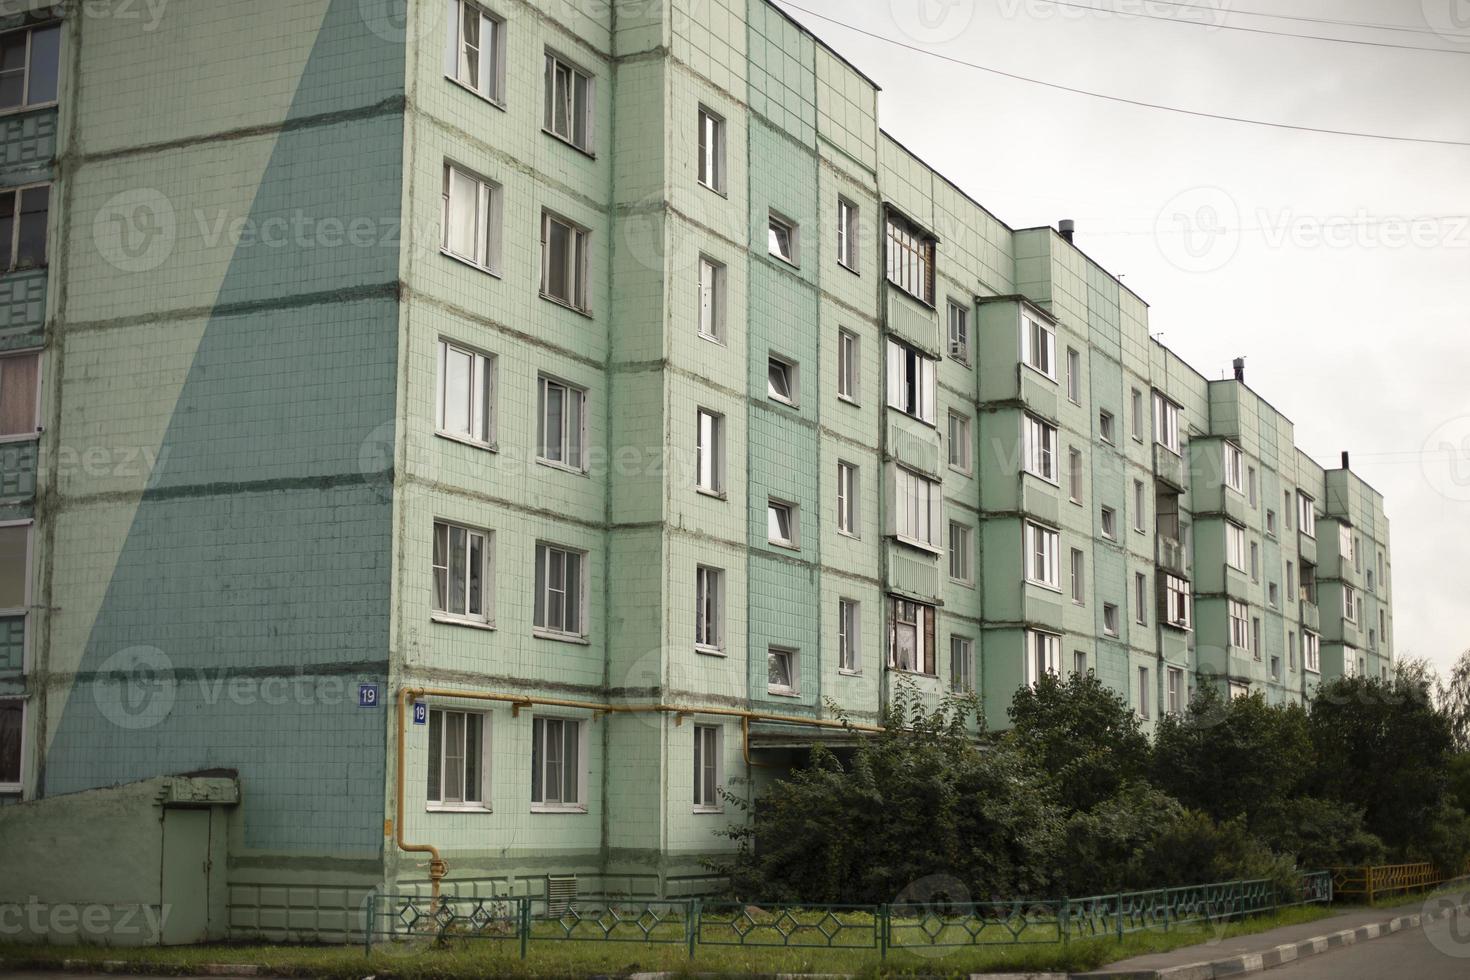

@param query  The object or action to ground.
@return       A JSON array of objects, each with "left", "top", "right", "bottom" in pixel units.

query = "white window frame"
[
  {"left": 1023, "top": 414, "right": 1058, "bottom": 484},
  {"left": 1248, "top": 465, "right": 1258, "bottom": 508},
  {"left": 838, "top": 598, "right": 860, "bottom": 674},
  {"left": 947, "top": 300, "right": 970, "bottom": 364},
  {"left": 441, "top": 164, "right": 502, "bottom": 274},
  {"left": 1298, "top": 491, "right": 1316, "bottom": 539},
  {"left": 1133, "top": 480, "right": 1146, "bottom": 533},
  {"left": 0, "top": 24, "right": 60, "bottom": 114},
  {"left": 837, "top": 328, "right": 859, "bottom": 403},
  {"left": 1099, "top": 410, "right": 1115, "bottom": 444},
  {"left": 696, "top": 408, "right": 725, "bottom": 496},
  {"left": 1070, "top": 547, "right": 1085, "bottom": 605},
  {"left": 1223, "top": 442, "right": 1244, "bottom": 493},
  {"left": 1304, "top": 630, "right": 1321, "bottom": 673},
  {"left": 886, "top": 339, "right": 936, "bottom": 424},
  {"left": 1225, "top": 522, "right": 1247, "bottom": 571},
  {"left": 0, "top": 696, "right": 25, "bottom": 794},
  {"left": 892, "top": 466, "right": 941, "bottom": 551},
  {"left": 767, "top": 646, "right": 798, "bottom": 696},
  {"left": 767, "top": 353, "right": 798, "bottom": 406},
  {"left": 767, "top": 498, "right": 799, "bottom": 549},
  {"left": 1068, "top": 447, "right": 1083, "bottom": 503},
  {"left": 697, "top": 255, "right": 725, "bottom": 342},
  {"left": 884, "top": 211, "right": 934, "bottom": 304},
  {"left": 1101, "top": 506, "right": 1117, "bottom": 541},
  {"left": 1130, "top": 389, "right": 1144, "bottom": 442},
  {"left": 1103, "top": 603, "right": 1120, "bottom": 637},
  {"left": 432, "top": 520, "right": 494, "bottom": 626},
  {"left": 1135, "top": 571, "right": 1148, "bottom": 625},
  {"left": 436, "top": 339, "right": 495, "bottom": 447},
  {"left": 533, "top": 542, "right": 587, "bottom": 639},
  {"left": 543, "top": 50, "right": 595, "bottom": 152},
  {"left": 1228, "top": 598, "right": 1250, "bottom": 650},
  {"left": 1138, "top": 666, "right": 1151, "bottom": 720},
  {"left": 0, "top": 348, "right": 42, "bottom": 443},
  {"left": 1152, "top": 392, "right": 1180, "bottom": 454},
  {"left": 1164, "top": 574, "right": 1192, "bottom": 630},
  {"left": 768, "top": 210, "right": 799, "bottom": 266},
  {"left": 836, "top": 461, "right": 859, "bottom": 537},
  {"left": 950, "top": 635, "right": 974, "bottom": 691},
  {"left": 947, "top": 411, "right": 972, "bottom": 473},
  {"left": 948, "top": 520, "right": 972, "bottom": 584},
  {"left": 540, "top": 210, "right": 591, "bottom": 312},
  {"left": 537, "top": 374, "right": 588, "bottom": 472},
  {"left": 837, "top": 196, "right": 859, "bottom": 270},
  {"left": 1024, "top": 521, "right": 1060, "bottom": 590},
  {"left": 889, "top": 599, "right": 935, "bottom": 675},
  {"left": 530, "top": 715, "right": 588, "bottom": 811},
  {"left": 426, "top": 707, "right": 491, "bottom": 811},
  {"left": 697, "top": 105, "right": 725, "bottom": 192},
  {"left": 1020, "top": 310, "right": 1056, "bottom": 381},
  {"left": 444, "top": 1, "right": 506, "bottom": 103},
  {"left": 1343, "top": 584, "right": 1358, "bottom": 623},
  {"left": 1066, "top": 347, "right": 1081, "bottom": 404},
  {"left": 693, "top": 724, "right": 723, "bottom": 811},
  {"left": 1250, "top": 540, "right": 1260, "bottom": 582},
  {"left": 695, "top": 564, "right": 724, "bottom": 653},
  {"left": 1167, "top": 664, "right": 1184, "bottom": 714},
  {"left": 1024, "top": 630, "right": 1061, "bottom": 686}
]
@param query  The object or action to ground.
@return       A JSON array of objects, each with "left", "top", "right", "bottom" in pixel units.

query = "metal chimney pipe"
[
  {"left": 1341, "top": 451, "right": 1350, "bottom": 470},
  {"left": 1232, "top": 357, "right": 1245, "bottom": 383},
  {"left": 1058, "top": 219, "right": 1075, "bottom": 244}
]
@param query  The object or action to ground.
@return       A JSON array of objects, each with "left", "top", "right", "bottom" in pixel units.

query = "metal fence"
[
  {"left": 364, "top": 871, "right": 1332, "bottom": 959},
  {"left": 1330, "top": 863, "right": 1446, "bottom": 903}
]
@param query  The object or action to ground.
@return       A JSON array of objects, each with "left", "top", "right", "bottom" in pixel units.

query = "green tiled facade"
[{"left": 0, "top": 0, "right": 1391, "bottom": 942}]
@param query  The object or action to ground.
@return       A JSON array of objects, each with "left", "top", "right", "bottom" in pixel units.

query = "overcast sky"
[{"left": 773, "top": 0, "right": 1470, "bottom": 678}]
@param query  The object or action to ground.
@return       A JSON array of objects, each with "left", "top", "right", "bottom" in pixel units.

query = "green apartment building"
[{"left": 0, "top": 0, "right": 1393, "bottom": 944}]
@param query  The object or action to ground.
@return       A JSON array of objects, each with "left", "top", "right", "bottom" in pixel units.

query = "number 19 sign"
[{"left": 413, "top": 702, "right": 428, "bottom": 725}]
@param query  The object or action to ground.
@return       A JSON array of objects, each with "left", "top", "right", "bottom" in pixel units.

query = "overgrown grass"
[{"left": 0, "top": 906, "right": 1339, "bottom": 978}]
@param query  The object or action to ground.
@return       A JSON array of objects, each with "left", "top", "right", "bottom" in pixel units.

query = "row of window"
[
  {"left": 432, "top": 522, "right": 586, "bottom": 637},
  {"left": 1025, "top": 630, "right": 1188, "bottom": 720}
]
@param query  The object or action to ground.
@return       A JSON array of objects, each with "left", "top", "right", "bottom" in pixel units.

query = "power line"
[
  {"left": 1036, "top": 0, "right": 1470, "bottom": 53},
  {"left": 1143, "top": 0, "right": 1470, "bottom": 40},
  {"left": 773, "top": 2, "right": 1470, "bottom": 147}
]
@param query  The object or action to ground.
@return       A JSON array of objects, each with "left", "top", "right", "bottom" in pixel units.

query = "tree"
[
  {"left": 1007, "top": 671, "right": 1150, "bottom": 812},
  {"left": 1441, "top": 649, "right": 1470, "bottom": 752}
]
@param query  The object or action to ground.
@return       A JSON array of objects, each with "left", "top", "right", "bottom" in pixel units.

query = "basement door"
[{"left": 160, "top": 808, "right": 212, "bottom": 945}]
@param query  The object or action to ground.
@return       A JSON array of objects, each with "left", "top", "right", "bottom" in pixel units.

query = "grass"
[{"left": 0, "top": 905, "right": 1341, "bottom": 978}]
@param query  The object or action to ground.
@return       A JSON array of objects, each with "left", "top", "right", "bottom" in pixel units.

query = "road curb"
[{"left": 1071, "top": 899, "right": 1468, "bottom": 980}]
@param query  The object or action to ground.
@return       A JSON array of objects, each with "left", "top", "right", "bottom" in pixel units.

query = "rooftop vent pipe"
[
  {"left": 1342, "top": 451, "right": 1351, "bottom": 470},
  {"left": 1059, "top": 219, "right": 1075, "bottom": 244},
  {"left": 1232, "top": 357, "right": 1246, "bottom": 383}
]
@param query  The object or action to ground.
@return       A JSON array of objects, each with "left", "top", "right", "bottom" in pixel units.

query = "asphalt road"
[{"left": 1262, "top": 915, "right": 1470, "bottom": 979}]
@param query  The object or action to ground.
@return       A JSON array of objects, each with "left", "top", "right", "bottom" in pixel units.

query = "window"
[
  {"left": 1250, "top": 541, "right": 1259, "bottom": 582},
  {"left": 0, "top": 524, "right": 29, "bottom": 636},
  {"left": 445, "top": 1, "right": 505, "bottom": 102},
  {"left": 1229, "top": 682, "right": 1250, "bottom": 700},
  {"left": 432, "top": 521, "right": 492, "bottom": 624},
  {"left": 1101, "top": 506, "right": 1117, "bottom": 540},
  {"left": 947, "top": 301, "right": 970, "bottom": 363},
  {"left": 886, "top": 340, "right": 936, "bottom": 423},
  {"left": 697, "top": 106, "right": 725, "bottom": 192},
  {"left": 1023, "top": 415, "right": 1058, "bottom": 483},
  {"left": 693, "top": 725, "right": 722, "bottom": 810},
  {"left": 838, "top": 598, "right": 860, "bottom": 673},
  {"left": 1025, "top": 630, "right": 1061, "bottom": 685},
  {"left": 540, "top": 211, "right": 590, "bottom": 311},
  {"left": 0, "top": 697, "right": 21, "bottom": 792},
  {"left": 1288, "top": 630, "right": 1297, "bottom": 671},
  {"left": 1103, "top": 603, "right": 1120, "bottom": 637},
  {"left": 1138, "top": 667, "right": 1151, "bottom": 720},
  {"left": 1266, "top": 509, "right": 1277, "bottom": 536},
  {"left": 696, "top": 409, "right": 724, "bottom": 494},
  {"left": 1066, "top": 348, "right": 1081, "bottom": 404},
  {"left": 885, "top": 211, "right": 934, "bottom": 303},
  {"left": 1297, "top": 492, "right": 1316, "bottom": 538},
  {"left": 1099, "top": 410, "right": 1115, "bottom": 443},
  {"left": 1024, "top": 522, "right": 1059, "bottom": 589},
  {"left": 1247, "top": 466, "right": 1258, "bottom": 508},
  {"left": 436, "top": 340, "right": 495, "bottom": 445},
  {"left": 1135, "top": 572, "right": 1148, "bottom": 624},
  {"left": 1070, "top": 548, "right": 1085, "bottom": 604},
  {"left": 1164, "top": 574, "right": 1192, "bottom": 630},
  {"left": 837, "top": 196, "right": 859, "bottom": 270},
  {"left": 1301, "top": 561, "right": 1318, "bottom": 604},
  {"left": 768, "top": 210, "right": 798, "bottom": 265},
  {"left": 947, "top": 412, "right": 972, "bottom": 473},
  {"left": 698, "top": 256, "right": 725, "bottom": 342},
  {"left": 893, "top": 467, "right": 941, "bottom": 549},
  {"left": 427, "top": 708, "right": 488, "bottom": 809},
  {"left": 1068, "top": 448, "right": 1083, "bottom": 503},
  {"left": 534, "top": 542, "right": 585, "bottom": 637},
  {"left": 531, "top": 717, "right": 584, "bottom": 808},
  {"left": 537, "top": 375, "right": 586, "bottom": 471},
  {"left": 767, "top": 354, "right": 797, "bottom": 405},
  {"left": 1338, "top": 524, "right": 1353, "bottom": 564},
  {"left": 441, "top": 165, "right": 502, "bottom": 273},
  {"left": 1284, "top": 491, "right": 1293, "bottom": 531},
  {"left": 836, "top": 461, "right": 858, "bottom": 536},
  {"left": 1268, "top": 581, "right": 1279, "bottom": 607},
  {"left": 543, "top": 51, "right": 594, "bottom": 151},
  {"left": 1377, "top": 551, "right": 1385, "bottom": 588},
  {"left": 1153, "top": 393, "right": 1180, "bottom": 454},
  {"left": 767, "top": 499, "right": 798, "bottom": 549},
  {"left": 1287, "top": 561, "right": 1296, "bottom": 598},
  {"left": 889, "top": 599, "right": 935, "bottom": 675},
  {"left": 1304, "top": 631, "right": 1320, "bottom": 673},
  {"left": 1167, "top": 668, "right": 1184, "bottom": 715},
  {"left": 1228, "top": 599, "right": 1249, "bottom": 650},
  {"left": 1369, "top": 628, "right": 1377, "bottom": 651},
  {"left": 1020, "top": 311, "right": 1056, "bottom": 379},
  {"left": 1226, "top": 522, "right": 1247, "bottom": 571},
  {"left": 1131, "top": 389, "right": 1144, "bottom": 441},
  {"left": 948, "top": 521, "right": 972, "bottom": 583},
  {"left": 0, "top": 184, "right": 48, "bottom": 272},
  {"left": 1133, "top": 480, "right": 1146, "bottom": 532},
  {"left": 1223, "top": 443, "right": 1244, "bottom": 492},
  {"left": 950, "top": 636, "right": 974, "bottom": 691},
  {"left": 695, "top": 565, "right": 723, "bottom": 652},
  {"left": 1073, "top": 650, "right": 1088, "bottom": 675},
  {"left": 1343, "top": 585, "right": 1358, "bottom": 623},
  {"left": 0, "top": 24, "right": 60, "bottom": 111},
  {"left": 1252, "top": 617, "right": 1262, "bottom": 660},
  {"left": 837, "top": 328, "right": 859, "bottom": 402},
  {"left": 767, "top": 647, "right": 798, "bottom": 695},
  {"left": 0, "top": 351, "right": 40, "bottom": 439}
]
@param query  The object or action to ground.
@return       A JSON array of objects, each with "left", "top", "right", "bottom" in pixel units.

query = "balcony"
[
  {"left": 1153, "top": 443, "right": 1187, "bottom": 492},
  {"left": 1299, "top": 601, "right": 1320, "bottom": 633},
  {"left": 1156, "top": 535, "right": 1187, "bottom": 575}
]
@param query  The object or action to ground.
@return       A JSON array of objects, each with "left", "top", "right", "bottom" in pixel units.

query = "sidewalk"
[{"left": 1073, "top": 892, "right": 1468, "bottom": 980}]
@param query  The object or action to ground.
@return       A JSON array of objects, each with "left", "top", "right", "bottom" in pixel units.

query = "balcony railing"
[{"left": 1156, "top": 535, "right": 1187, "bottom": 575}]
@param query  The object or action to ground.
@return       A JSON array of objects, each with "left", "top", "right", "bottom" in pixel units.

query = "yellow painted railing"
[{"left": 1330, "top": 863, "right": 1443, "bottom": 903}]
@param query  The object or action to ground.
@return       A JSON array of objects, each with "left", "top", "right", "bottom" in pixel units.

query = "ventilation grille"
[{"left": 546, "top": 875, "right": 578, "bottom": 917}]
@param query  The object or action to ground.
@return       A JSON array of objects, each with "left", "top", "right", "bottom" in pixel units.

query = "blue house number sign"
[
  {"left": 413, "top": 702, "right": 428, "bottom": 725},
  {"left": 358, "top": 683, "right": 381, "bottom": 708}
]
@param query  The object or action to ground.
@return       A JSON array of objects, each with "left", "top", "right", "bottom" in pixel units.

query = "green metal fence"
[{"left": 364, "top": 872, "right": 1332, "bottom": 959}]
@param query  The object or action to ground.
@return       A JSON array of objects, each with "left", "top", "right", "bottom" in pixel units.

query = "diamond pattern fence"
[{"left": 364, "top": 872, "right": 1332, "bottom": 959}]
